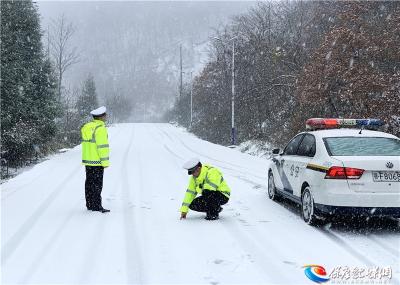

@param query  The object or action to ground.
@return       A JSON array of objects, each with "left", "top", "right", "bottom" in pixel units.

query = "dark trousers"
[
  {"left": 85, "top": 166, "right": 104, "bottom": 210},
  {"left": 189, "top": 190, "right": 229, "bottom": 216}
]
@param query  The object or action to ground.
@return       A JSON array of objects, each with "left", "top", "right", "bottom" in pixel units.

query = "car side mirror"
[{"left": 272, "top": 148, "right": 280, "bottom": 155}]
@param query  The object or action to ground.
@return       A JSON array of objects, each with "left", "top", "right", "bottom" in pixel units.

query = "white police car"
[{"left": 267, "top": 118, "right": 400, "bottom": 225}]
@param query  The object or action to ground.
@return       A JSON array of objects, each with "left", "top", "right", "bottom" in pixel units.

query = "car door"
[
  {"left": 293, "top": 134, "right": 316, "bottom": 198},
  {"left": 277, "top": 134, "right": 305, "bottom": 195}
]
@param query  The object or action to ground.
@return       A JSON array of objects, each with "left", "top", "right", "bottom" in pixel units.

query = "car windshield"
[{"left": 324, "top": 137, "right": 400, "bottom": 156}]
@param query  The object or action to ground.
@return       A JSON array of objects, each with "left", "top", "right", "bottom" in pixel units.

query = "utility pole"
[
  {"left": 214, "top": 36, "right": 238, "bottom": 145},
  {"left": 231, "top": 40, "right": 235, "bottom": 146},
  {"left": 143, "top": 101, "right": 146, "bottom": 122},
  {"left": 47, "top": 24, "right": 50, "bottom": 60},
  {"left": 190, "top": 71, "right": 193, "bottom": 127},
  {"left": 180, "top": 44, "right": 183, "bottom": 98}
]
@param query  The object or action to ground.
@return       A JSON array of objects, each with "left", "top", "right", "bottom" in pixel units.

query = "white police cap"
[
  {"left": 90, "top": 106, "right": 107, "bottom": 116},
  {"left": 183, "top": 158, "right": 201, "bottom": 174}
]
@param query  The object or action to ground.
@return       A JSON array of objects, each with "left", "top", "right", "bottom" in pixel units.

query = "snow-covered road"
[{"left": 2, "top": 123, "right": 399, "bottom": 284}]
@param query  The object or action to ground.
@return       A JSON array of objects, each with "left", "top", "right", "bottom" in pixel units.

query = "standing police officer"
[
  {"left": 81, "top": 106, "right": 110, "bottom": 213},
  {"left": 180, "top": 158, "right": 231, "bottom": 220}
]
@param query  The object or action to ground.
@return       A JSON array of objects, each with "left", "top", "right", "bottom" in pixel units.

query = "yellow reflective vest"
[
  {"left": 81, "top": 119, "right": 110, "bottom": 167},
  {"left": 180, "top": 164, "right": 230, "bottom": 213}
]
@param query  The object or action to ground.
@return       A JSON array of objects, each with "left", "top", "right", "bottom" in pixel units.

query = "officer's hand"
[{"left": 180, "top": 212, "right": 187, "bottom": 220}]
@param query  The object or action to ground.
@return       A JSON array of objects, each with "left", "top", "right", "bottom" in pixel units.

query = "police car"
[{"left": 267, "top": 118, "right": 400, "bottom": 225}]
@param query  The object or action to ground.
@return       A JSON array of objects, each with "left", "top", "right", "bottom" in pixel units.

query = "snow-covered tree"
[
  {"left": 76, "top": 74, "right": 98, "bottom": 123},
  {"left": 295, "top": 1, "right": 400, "bottom": 137},
  {"left": 1, "top": 0, "right": 60, "bottom": 165},
  {"left": 169, "top": 1, "right": 400, "bottom": 146}
]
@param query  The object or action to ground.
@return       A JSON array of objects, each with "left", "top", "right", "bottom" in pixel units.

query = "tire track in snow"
[
  {"left": 368, "top": 235, "right": 399, "bottom": 259},
  {"left": 229, "top": 199, "right": 377, "bottom": 276},
  {"left": 159, "top": 134, "right": 267, "bottom": 193},
  {"left": 153, "top": 125, "right": 268, "bottom": 196},
  {"left": 121, "top": 124, "right": 145, "bottom": 284},
  {"left": 267, "top": 198, "right": 393, "bottom": 272},
  {"left": 220, "top": 217, "right": 295, "bottom": 283},
  {"left": 76, "top": 124, "right": 132, "bottom": 284},
  {"left": 145, "top": 124, "right": 191, "bottom": 283},
  {"left": 169, "top": 129, "right": 268, "bottom": 182},
  {"left": 19, "top": 201, "right": 82, "bottom": 283},
  {"left": 1, "top": 151, "right": 80, "bottom": 201},
  {"left": 163, "top": 144, "right": 186, "bottom": 161},
  {"left": 319, "top": 227, "right": 400, "bottom": 284},
  {"left": 155, "top": 125, "right": 267, "bottom": 187},
  {"left": 1, "top": 164, "right": 82, "bottom": 264},
  {"left": 6, "top": 124, "right": 126, "bottom": 282},
  {"left": 2, "top": 170, "right": 51, "bottom": 201},
  {"left": 147, "top": 125, "right": 191, "bottom": 182},
  {"left": 371, "top": 234, "right": 400, "bottom": 257},
  {"left": 230, "top": 174, "right": 267, "bottom": 191},
  {"left": 148, "top": 124, "right": 186, "bottom": 162},
  {"left": 318, "top": 227, "right": 376, "bottom": 266},
  {"left": 157, "top": 125, "right": 267, "bottom": 180},
  {"left": 76, "top": 213, "right": 110, "bottom": 283}
]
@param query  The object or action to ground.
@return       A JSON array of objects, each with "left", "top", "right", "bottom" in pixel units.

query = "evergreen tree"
[
  {"left": 1, "top": 0, "right": 60, "bottom": 165},
  {"left": 76, "top": 74, "right": 98, "bottom": 123}
]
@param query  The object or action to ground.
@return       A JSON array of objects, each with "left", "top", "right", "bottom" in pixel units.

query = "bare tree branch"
[{"left": 49, "top": 14, "right": 80, "bottom": 98}]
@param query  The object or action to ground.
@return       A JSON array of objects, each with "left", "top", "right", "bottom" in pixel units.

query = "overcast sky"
[{"left": 36, "top": 1, "right": 256, "bottom": 120}]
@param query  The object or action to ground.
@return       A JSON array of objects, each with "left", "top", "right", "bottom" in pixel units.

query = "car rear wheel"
[
  {"left": 268, "top": 172, "right": 280, "bottom": 201},
  {"left": 301, "top": 187, "right": 319, "bottom": 226}
]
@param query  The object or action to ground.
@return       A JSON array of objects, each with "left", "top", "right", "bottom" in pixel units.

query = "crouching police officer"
[
  {"left": 81, "top": 106, "right": 110, "bottom": 213},
  {"left": 180, "top": 158, "right": 230, "bottom": 220}
]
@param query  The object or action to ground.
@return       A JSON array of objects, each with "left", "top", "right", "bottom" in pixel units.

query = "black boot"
[
  {"left": 92, "top": 208, "right": 110, "bottom": 213},
  {"left": 205, "top": 213, "right": 219, "bottom": 220}
]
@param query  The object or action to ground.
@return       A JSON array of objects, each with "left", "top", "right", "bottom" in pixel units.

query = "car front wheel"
[
  {"left": 301, "top": 187, "right": 319, "bottom": 226},
  {"left": 268, "top": 171, "right": 280, "bottom": 201}
]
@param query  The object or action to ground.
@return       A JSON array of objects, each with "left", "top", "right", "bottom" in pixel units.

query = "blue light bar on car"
[{"left": 355, "top": 119, "right": 384, "bottom": 127}]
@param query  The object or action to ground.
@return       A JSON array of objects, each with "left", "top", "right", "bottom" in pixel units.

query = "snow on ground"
[
  {"left": 1, "top": 123, "right": 399, "bottom": 284},
  {"left": 237, "top": 139, "right": 274, "bottom": 158}
]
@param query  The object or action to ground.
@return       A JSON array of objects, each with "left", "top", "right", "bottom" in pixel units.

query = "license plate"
[{"left": 372, "top": 171, "right": 400, "bottom": 182}]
